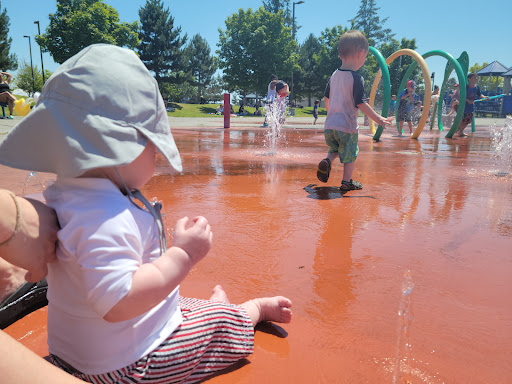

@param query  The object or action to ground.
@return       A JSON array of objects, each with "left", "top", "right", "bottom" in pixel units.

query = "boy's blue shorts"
[{"left": 324, "top": 129, "right": 359, "bottom": 163}]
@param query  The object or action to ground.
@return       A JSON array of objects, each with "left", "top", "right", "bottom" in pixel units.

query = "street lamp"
[
  {"left": 291, "top": 1, "right": 304, "bottom": 107},
  {"left": 23, "top": 35, "right": 36, "bottom": 95},
  {"left": 34, "top": 21, "right": 45, "bottom": 84}
]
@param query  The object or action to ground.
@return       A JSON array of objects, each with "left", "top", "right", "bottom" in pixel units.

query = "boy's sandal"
[
  {"left": 316, "top": 158, "right": 331, "bottom": 183},
  {"left": 340, "top": 179, "right": 363, "bottom": 191},
  {"left": 0, "top": 278, "right": 48, "bottom": 329}
]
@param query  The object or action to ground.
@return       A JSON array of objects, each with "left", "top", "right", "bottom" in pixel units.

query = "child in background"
[
  {"left": 397, "top": 80, "right": 416, "bottom": 135},
  {"left": 313, "top": 100, "right": 320, "bottom": 125},
  {"left": 456, "top": 73, "right": 487, "bottom": 137},
  {"left": 0, "top": 44, "right": 292, "bottom": 384},
  {"left": 412, "top": 100, "right": 423, "bottom": 125},
  {"left": 389, "top": 94, "right": 397, "bottom": 116},
  {"left": 317, "top": 30, "right": 393, "bottom": 191}
]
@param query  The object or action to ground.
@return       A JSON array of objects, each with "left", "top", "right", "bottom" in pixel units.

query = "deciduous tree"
[
  {"left": 36, "top": 0, "right": 139, "bottom": 64},
  {"left": 217, "top": 8, "right": 295, "bottom": 98}
]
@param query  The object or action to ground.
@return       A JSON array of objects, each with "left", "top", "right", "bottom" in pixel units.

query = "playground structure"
[{"left": 366, "top": 46, "right": 478, "bottom": 141}]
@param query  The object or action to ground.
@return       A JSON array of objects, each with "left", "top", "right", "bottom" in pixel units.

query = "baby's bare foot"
[
  {"left": 253, "top": 296, "right": 292, "bottom": 324},
  {"left": 209, "top": 285, "right": 230, "bottom": 304}
]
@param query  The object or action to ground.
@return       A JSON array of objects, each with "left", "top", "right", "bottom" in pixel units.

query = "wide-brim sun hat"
[{"left": 0, "top": 44, "right": 182, "bottom": 177}]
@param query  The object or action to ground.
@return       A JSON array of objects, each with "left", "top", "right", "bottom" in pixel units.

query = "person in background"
[
  {"left": 313, "top": 100, "right": 320, "bottom": 125},
  {"left": 456, "top": 73, "right": 488, "bottom": 137},
  {"left": 397, "top": 80, "right": 416, "bottom": 135},
  {"left": 0, "top": 72, "right": 16, "bottom": 119}
]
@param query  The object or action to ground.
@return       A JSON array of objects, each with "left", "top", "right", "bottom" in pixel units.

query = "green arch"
[
  {"left": 397, "top": 50, "right": 467, "bottom": 138},
  {"left": 368, "top": 46, "right": 391, "bottom": 142},
  {"left": 438, "top": 52, "right": 469, "bottom": 136}
]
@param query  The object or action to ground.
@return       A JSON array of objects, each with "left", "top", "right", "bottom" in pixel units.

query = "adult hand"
[{"left": 0, "top": 191, "right": 58, "bottom": 282}]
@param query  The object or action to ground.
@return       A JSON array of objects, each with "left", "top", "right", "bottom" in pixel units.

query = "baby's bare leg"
[
  {"left": 209, "top": 284, "right": 230, "bottom": 304},
  {"left": 241, "top": 296, "right": 292, "bottom": 327}
]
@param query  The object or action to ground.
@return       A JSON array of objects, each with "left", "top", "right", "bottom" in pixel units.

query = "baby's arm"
[
  {"left": 358, "top": 102, "right": 394, "bottom": 128},
  {"left": 104, "top": 216, "right": 212, "bottom": 322}
]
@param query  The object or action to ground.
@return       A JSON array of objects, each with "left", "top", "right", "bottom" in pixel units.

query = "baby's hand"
[{"left": 172, "top": 216, "right": 213, "bottom": 265}]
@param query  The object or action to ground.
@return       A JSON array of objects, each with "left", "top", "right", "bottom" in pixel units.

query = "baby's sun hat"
[{"left": 0, "top": 44, "right": 182, "bottom": 176}]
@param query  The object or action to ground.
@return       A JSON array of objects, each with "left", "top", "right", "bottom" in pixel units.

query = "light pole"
[
  {"left": 34, "top": 21, "right": 45, "bottom": 84},
  {"left": 23, "top": 35, "right": 36, "bottom": 95},
  {"left": 291, "top": 1, "right": 304, "bottom": 107}
]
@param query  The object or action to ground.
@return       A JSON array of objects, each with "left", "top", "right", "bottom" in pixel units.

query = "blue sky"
[{"left": 5, "top": 0, "right": 512, "bottom": 89}]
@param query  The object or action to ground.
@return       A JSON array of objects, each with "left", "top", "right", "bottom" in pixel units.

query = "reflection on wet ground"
[{"left": 4, "top": 124, "right": 512, "bottom": 383}]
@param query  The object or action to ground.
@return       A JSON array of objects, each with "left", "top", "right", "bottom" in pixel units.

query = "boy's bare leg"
[
  {"left": 241, "top": 297, "right": 292, "bottom": 327},
  {"left": 342, "top": 161, "right": 355, "bottom": 182},
  {"left": 457, "top": 121, "right": 469, "bottom": 136},
  {"left": 408, "top": 121, "right": 413, "bottom": 134},
  {"left": 209, "top": 285, "right": 230, "bottom": 303},
  {"left": 398, "top": 121, "right": 403, "bottom": 136}
]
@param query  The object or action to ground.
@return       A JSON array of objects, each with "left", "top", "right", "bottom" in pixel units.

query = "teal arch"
[
  {"left": 397, "top": 50, "right": 467, "bottom": 138},
  {"left": 368, "top": 46, "right": 391, "bottom": 142},
  {"left": 438, "top": 52, "right": 469, "bottom": 136}
]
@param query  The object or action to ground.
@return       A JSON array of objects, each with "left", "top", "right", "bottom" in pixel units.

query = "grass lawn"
[{"left": 166, "top": 102, "right": 328, "bottom": 118}]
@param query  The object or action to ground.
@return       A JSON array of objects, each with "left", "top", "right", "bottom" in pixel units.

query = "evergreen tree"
[
  {"left": 36, "top": 0, "right": 139, "bottom": 64},
  {"left": 184, "top": 34, "right": 217, "bottom": 102},
  {"left": 351, "top": 0, "right": 393, "bottom": 46},
  {"left": 138, "top": 0, "right": 187, "bottom": 87},
  {"left": 262, "top": 0, "right": 292, "bottom": 27},
  {"left": 0, "top": 1, "right": 18, "bottom": 71}
]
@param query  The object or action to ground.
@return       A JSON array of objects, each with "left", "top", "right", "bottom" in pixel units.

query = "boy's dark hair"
[
  {"left": 315, "top": 100, "right": 320, "bottom": 105},
  {"left": 338, "top": 30, "right": 369, "bottom": 59},
  {"left": 434, "top": 85, "right": 439, "bottom": 90},
  {"left": 270, "top": 74, "right": 278, "bottom": 82},
  {"left": 468, "top": 72, "right": 477, "bottom": 80}
]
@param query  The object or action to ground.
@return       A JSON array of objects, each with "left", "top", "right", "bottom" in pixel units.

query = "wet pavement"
[{"left": 3, "top": 116, "right": 512, "bottom": 383}]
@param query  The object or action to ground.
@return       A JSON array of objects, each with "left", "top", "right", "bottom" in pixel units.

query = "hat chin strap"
[{"left": 114, "top": 168, "right": 167, "bottom": 256}]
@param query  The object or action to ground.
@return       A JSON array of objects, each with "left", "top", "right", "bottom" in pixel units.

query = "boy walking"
[
  {"left": 456, "top": 73, "right": 487, "bottom": 137},
  {"left": 397, "top": 80, "right": 416, "bottom": 135},
  {"left": 317, "top": 30, "right": 393, "bottom": 191}
]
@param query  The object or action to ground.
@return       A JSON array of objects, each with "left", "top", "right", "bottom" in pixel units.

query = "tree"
[
  {"left": 217, "top": 8, "right": 295, "bottom": 99},
  {"left": 351, "top": 0, "right": 393, "bottom": 46},
  {"left": 138, "top": 0, "right": 187, "bottom": 88},
  {"left": 315, "top": 25, "right": 349, "bottom": 86},
  {"left": 184, "top": 34, "right": 217, "bottom": 103},
  {"left": 36, "top": 0, "right": 139, "bottom": 64},
  {"left": 376, "top": 37, "right": 419, "bottom": 95},
  {"left": 296, "top": 34, "right": 325, "bottom": 106},
  {"left": 12, "top": 61, "right": 52, "bottom": 96},
  {"left": 468, "top": 63, "right": 503, "bottom": 91},
  {"left": 0, "top": 1, "right": 18, "bottom": 71},
  {"left": 203, "top": 75, "right": 227, "bottom": 103},
  {"left": 262, "top": 0, "right": 292, "bottom": 27}
]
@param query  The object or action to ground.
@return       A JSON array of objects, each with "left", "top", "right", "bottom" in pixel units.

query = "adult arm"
[
  {"left": 0, "top": 72, "right": 12, "bottom": 84},
  {"left": 0, "top": 330, "right": 83, "bottom": 384},
  {"left": 0, "top": 189, "right": 58, "bottom": 282}
]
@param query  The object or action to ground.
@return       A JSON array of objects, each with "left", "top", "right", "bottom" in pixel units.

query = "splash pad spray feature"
[
  {"left": 491, "top": 116, "right": 512, "bottom": 176},
  {"left": 263, "top": 97, "right": 288, "bottom": 154}
]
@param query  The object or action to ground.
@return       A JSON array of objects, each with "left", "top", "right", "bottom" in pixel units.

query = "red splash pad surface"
[{"left": 3, "top": 125, "right": 512, "bottom": 383}]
